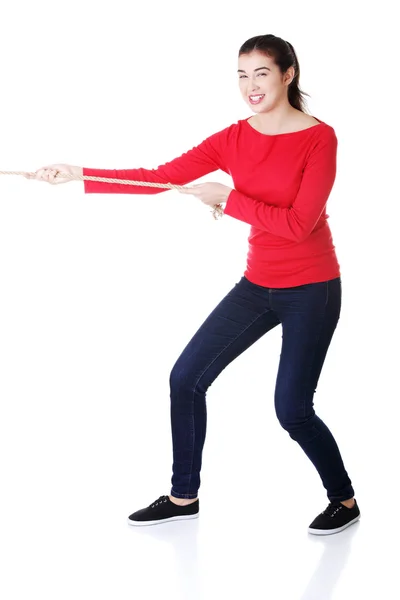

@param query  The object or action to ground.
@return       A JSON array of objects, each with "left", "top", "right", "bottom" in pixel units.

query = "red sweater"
[{"left": 83, "top": 116, "right": 341, "bottom": 288}]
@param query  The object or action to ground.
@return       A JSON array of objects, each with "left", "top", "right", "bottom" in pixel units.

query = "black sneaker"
[
  {"left": 308, "top": 498, "right": 361, "bottom": 535},
  {"left": 127, "top": 495, "right": 199, "bottom": 527}
]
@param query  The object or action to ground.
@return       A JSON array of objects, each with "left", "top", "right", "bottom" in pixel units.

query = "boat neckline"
[{"left": 243, "top": 116, "right": 325, "bottom": 137}]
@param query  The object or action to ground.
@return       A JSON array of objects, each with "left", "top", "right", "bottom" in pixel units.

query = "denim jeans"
[{"left": 169, "top": 275, "right": 354, "bottom": 503}]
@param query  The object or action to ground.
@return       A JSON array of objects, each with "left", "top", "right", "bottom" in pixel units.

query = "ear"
[{"left": 285, "top": 66, "right": 295, "bottom": 86}]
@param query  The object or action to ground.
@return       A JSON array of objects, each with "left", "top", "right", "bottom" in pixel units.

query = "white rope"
[{"left": 0, "top": 170, "right": 224, "bottom": 220}]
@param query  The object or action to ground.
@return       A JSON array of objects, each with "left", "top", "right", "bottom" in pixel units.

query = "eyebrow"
[{"left": 237, "top": 66, "right": 271, "bottom": 73}]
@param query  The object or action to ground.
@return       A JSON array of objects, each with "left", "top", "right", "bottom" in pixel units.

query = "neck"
[{"left": 253, "top": 103, "right": 299, "bottom": 132}]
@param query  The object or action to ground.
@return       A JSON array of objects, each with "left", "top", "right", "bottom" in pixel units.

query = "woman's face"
[{"left": 238, "top": 51, "right": 292, "bottom": 113}]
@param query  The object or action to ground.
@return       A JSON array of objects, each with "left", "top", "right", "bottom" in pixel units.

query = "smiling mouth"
[{"left": 249, "top": 94, "right": 265, "bottom": 104}]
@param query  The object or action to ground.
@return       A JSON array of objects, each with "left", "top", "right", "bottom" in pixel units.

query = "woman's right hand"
[{"left": 24, "top": 164, "right": 83, "bottom": 184}]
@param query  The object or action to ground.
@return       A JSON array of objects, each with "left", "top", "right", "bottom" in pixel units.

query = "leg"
[
  {"left": 272, "top": 277, "right": 355, "bottom": 503},
  {"left": 169, "top": 276, "right": 280, "bottom": 499}
]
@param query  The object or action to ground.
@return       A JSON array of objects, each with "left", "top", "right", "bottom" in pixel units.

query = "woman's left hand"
[{"left": 178, "top": 182, "right": 233, "bottom": 207}]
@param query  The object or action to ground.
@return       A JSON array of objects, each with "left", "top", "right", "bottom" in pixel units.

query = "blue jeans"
[{"left": 169, "top": 275, "right": 354, "bottom": 503}]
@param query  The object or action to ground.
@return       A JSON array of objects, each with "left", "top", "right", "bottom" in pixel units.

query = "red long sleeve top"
[{"left": 83, "top": 116, "right": 341, "bottom": 288}]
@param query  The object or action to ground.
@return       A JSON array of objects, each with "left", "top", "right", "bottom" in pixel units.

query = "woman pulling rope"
[{"left": 4, "top": 33, "right": 360, "bottom": 536}]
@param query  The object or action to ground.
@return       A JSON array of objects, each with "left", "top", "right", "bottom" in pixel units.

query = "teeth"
[{"left": 250, "top": 95, "right": 264, "bottom": 100}]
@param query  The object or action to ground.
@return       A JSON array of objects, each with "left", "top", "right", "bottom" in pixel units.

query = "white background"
[{"left": 0, "top": 1, "right": 398, "bottom": 599}]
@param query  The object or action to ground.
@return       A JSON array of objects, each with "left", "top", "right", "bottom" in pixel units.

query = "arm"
[
  {"left": 83, "top": 128, "right": 230, "bottom": 195},
  {"left": 223, "top": 130, "right": 338, "bottom": 243}
]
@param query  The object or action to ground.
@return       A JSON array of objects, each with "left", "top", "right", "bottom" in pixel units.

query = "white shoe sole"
[
  {"left": 308, "top": 514, "right": 360, "bottom": 535},
  {"left": 127, "top": 513, "right": 199, "bottom": 526}
]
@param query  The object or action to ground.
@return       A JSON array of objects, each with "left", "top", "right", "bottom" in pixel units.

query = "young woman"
[{"left": 29, "top": 34, "right": 360, "bottom": 536}]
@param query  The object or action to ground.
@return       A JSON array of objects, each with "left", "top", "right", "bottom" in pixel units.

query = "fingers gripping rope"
[{"left": 0, "top": 170, "right": 224, "bottom": 220}]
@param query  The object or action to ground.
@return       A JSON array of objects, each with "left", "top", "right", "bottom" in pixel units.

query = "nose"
[{"left": 249, "top": 80, "right": 261, "bottom": 92}]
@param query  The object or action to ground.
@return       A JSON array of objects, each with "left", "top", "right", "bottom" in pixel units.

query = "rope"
[{"left": 0, "top": 170, "right": 224, "bottom": 220}]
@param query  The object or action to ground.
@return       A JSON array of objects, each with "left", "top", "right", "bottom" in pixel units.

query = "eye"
[{"left": 239, "top": 73, "right": 267, "bottom": 79}]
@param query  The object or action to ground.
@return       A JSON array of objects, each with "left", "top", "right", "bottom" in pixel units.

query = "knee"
[
  {"left": 274, "top": 387, "right": 316, "bottom": 432},
  {"left": 169, "top": 363, "right": 183, "bottom": 392},
  {"left": 169, "top": 361, "right": 196, "bottom": 397},
  {"left": 276, "top": 411, "right": 321, "bottom": 444},
  {"left": 277, "top": 415, "right": 303, "bottom": 434},
  {"left": 275, "top": 393, "right": 304, "bottom": 431}
]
